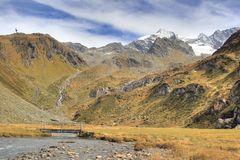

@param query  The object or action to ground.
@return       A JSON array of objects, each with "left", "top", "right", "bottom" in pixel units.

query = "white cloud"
[
  {"left": 34, "top": 0, "right": 240, "bottom": 38},
  {"left": 1, "top": 0, "right": 239, "bottom": 47},
  {"left": 0, "top": 10, "right": 127, "bottom": 47}
]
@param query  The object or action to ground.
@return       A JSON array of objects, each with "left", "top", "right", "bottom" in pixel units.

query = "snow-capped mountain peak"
[
  {"left": 138, "top": 28, "right": 177, "bottom": 41},
  {"left": 155, "top": 28, "right": 177, "bottom": 39},
  {"left": 128, "top": 27, "right": 239, "bottom": 56}
]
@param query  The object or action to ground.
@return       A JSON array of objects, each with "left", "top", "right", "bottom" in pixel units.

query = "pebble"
[
  {"left": 96, "top": 155, "right": 102, "bottom": 159},
  {"left": 13, "top": 140, "right": 164, "bottom": 160}
]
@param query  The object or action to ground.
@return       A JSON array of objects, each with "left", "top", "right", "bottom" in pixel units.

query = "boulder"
[
  {"left": 210, "top": 98, "right": 228, "bottom": 115},
  {"left": 121, "top": 77, "right": 152, "bottom": 92},
  {"left": 229, "top": 80, "right": 240, "bottom": 104},
  {"left": 185, "top": 83, "right": 205, "bottom": 95},
  {"left": 89, "top": 87, "right": 111, "bottom": 98},
  {"left": 216, "top": 118, "right": 234, "bottom": 129},
  {"left": 216, "top": 107, "right": 240, "bottom": 129},
  {"left": 151, "top": 83, "right": 171, "bottom": 97},
  {"left": 235, "top": 125, "right": 240, "bottom": 129},
  {"left": 171, "top": 87, "right": 186, "bottom": 97},
  {"left": 170, "top": 83, "right": 205, "bottom": 98}
]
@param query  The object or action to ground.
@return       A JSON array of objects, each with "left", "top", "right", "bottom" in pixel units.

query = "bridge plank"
[{"left": 40, "top": 129, "right": 82, "bottom": 134}]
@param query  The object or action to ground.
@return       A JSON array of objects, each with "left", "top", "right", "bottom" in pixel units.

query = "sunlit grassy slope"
[
  {"left": 74, "top": 47, "right": 240, "bottom": 128},
  {"left": 0, "top": 33, "right": 86, "bottom": 122},
  {"left": 0, "top": 81, "right": 53, "bottom": 123},
  {"left": 60, "top": 49, "right": 200, "bottom": 118}
]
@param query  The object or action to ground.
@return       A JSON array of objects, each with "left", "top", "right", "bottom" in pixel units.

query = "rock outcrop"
[
  {"left": 229, "top": 80, "right": 240, "bottom": 104},
  {"left": 121, "top": 77, "right": 152, "bottom": 92},
  {"left": 151, "top": 83, "right": 171, "bottom": 97},
  {"left": 216, "top": 81, "right": 240, "bottom": 128},
  {"left": 121, "top": 75, "right": 163, "bottom": 92},
  {"left": 89, "top": 87, "right": 112, "bottom": 98},
  {"left": 148, "top": 37, "right": 195, "bottom": 57},
  {"left": 10, "top": 33, "right": 86, "bottom": 67},
  {"left": 171, "top": 83, "right": 205, "bottom": 99},
  {"left": 196, "top": 54, "right": 234, "bottom": 74},
  {"left": 209, "top": 98, "right": 228, "bottom": 115}
]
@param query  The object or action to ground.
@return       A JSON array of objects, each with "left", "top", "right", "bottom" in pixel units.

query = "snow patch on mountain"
[
  {"left": 138, "top": 28, "right": 177, "bottom": 41},
  {"left": 189, "top": 44, "right": 216, "bottom": 55},
  {"left": 185, "top": 27, "right": 240, "bottom": 55}
]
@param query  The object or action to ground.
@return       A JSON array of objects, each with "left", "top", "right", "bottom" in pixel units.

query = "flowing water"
[
  {"left": 56, "top": 70, "right": 80, "bottom": 108},
  {"left": 0, "top": 135, "right": 155, "bottom": 160}
]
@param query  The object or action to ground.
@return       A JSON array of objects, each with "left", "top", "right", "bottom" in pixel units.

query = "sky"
[{"left": 0, "top": 0, "right": 239, "bottom": 47}]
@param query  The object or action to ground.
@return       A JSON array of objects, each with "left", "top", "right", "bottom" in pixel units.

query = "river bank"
[
  {"left": 1, "top": 124, "right": 240, "bottom": 159},
  {"left": 0, "top": 137, "right": 164, "bottom": 160}
]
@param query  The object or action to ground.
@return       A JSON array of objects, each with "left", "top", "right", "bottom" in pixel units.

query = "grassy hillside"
[
  {"left": 0, "top": 33, "right": 86, "bottom": 122},
  {"left": 61, "top": 64, "right": 143, "bottom": 118},
  {"left": 60, "top": 51, "right": 201, "bottom": 119},
  {"left": 0, "top": 81, "right": 54, "bottom": 123},
  {"left": 73, "top": 31, "right": 240, "bottom": 128}
]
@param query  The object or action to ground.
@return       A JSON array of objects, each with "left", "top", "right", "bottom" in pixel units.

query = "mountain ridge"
[
  {"left": 72, "top": 29, "right": 240, "bottom": 129},
  {"left": 64, "top": 27, "right": 239, "bottom": 57}
]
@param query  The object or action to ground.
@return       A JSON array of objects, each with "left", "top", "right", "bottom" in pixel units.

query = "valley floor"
[{"left": 1, "top": 124, "right": 240, "bottom": 159}]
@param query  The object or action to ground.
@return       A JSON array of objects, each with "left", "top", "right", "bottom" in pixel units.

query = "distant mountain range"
[
  {"left": 131, "top": 27, "right": 239, "bottom": 56},
  {"left": 65, "top": 28, "right": 198, "bottom": 69},
  {"left": 66, "top": 27, "right": 239, "bottom": 57}
]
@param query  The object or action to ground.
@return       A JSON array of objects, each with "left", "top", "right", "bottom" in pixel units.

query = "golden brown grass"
[
  {"left": 83, "top": 125, "right": 240, "bottom": 160},
  {"left": 1, "top": 124, "right": 240, "bottom": 159},
  {"left": 0, "top": 124, "right": 49, "bottom": 137}
]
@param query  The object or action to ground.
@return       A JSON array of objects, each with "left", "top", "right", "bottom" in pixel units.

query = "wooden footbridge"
[
  {"left": 39, "top": 127, "right": 94, "bottom": 137},
  {"left": 40, "top": 128, "right": 82, "bottom": 134},
  {"left": 39, "top": 122, "right": 94, "bottom": 137}
]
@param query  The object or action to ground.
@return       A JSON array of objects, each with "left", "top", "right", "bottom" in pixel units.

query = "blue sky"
[{"left": 0, "top": 0, "right": 239, "bottom": 47}]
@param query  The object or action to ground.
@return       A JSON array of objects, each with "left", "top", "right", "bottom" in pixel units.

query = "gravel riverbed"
[{"left": 0, "top": 136, "right": 171, "bottom": 160}]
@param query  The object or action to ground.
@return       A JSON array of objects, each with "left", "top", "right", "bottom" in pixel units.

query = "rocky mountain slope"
[
  {"left": 72, "top": 30, "right": 240, "bottom": 129},
  {"left": 127, "top": 28, "right": 178, "bottom": 53},
  {"left": 65, "top": 32, "right": 197, "bottom": 73},
  {"left": 0, "top": 33, "right": 86, "bottom": 123}
]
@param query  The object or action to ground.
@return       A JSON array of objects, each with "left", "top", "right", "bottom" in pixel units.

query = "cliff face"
[{"left": 8, "top": 33, "right": 86, "bottom": 67}]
